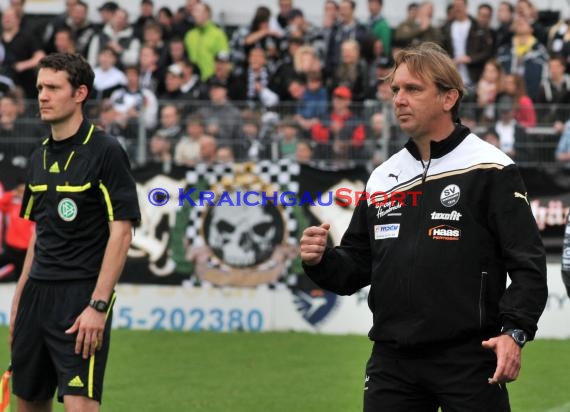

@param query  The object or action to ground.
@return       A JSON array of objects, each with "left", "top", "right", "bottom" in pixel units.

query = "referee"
[{"left": 9, "top": 53, "right": 140, "bottom": 411}]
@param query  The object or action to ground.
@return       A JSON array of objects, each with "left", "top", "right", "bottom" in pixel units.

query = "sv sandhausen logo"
[
  {"left": 431, "top": 210, "right": 462, "bottom": 221},
  {"left": 428, "top": 224, "right": 460, "bottom": 240},
  {"left": 440, "top": 184, "right": 460, "bottom": 207}
]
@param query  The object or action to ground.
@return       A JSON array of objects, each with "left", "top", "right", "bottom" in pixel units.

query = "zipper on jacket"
[
  {"left": 479, "top": 271, "right": 488, "bottom": 329},
  {"left": 407, "top": 157, "right": 431, "bottom": 324}
]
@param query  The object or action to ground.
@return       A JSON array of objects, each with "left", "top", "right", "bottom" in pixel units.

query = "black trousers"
[{"left": 363, "top": 340, "right": 511, "bottom": 412}]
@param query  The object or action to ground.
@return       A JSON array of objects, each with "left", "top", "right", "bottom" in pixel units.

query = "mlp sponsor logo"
[
  {"left": 430, "top": 210, "right": 462, "bottom": 221},
  {"left": 428, "top": 224, "right": 461, "bottom": 240},
  {"left": 440, "top": 184, "right": 460, "bottom": 207},
  {"left": 374, "top": 223, "right": 400, "bottom": 239}
]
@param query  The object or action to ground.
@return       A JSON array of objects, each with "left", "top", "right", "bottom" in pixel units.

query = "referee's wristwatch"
[
  {"left": 89, "top": 299, "right": 109, "bottom": 313},
  {"left": 501, "top": 328, "right": 528, "bottom": 348}
]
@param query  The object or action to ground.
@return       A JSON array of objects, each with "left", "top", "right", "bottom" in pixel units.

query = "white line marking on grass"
[{"left": 545, "top": 401, "right": 570, "bottom": 412}]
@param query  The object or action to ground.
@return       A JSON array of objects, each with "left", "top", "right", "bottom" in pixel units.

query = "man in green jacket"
[{"left": 184, "top": 3, "right": 229, "bottom": 81}]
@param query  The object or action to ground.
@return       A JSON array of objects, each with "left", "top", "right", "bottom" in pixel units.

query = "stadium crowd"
[{"left": 0, "top": 0, "right": 570, "bottom": 170}]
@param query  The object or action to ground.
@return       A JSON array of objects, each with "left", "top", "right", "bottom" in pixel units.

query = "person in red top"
[
  {"left": 0, "top": 181, "right": 34, "bottom": 282},
  {"left": 311, "top": 85, "right": 366, "bottom": 165},
  {"left": 500, "top": 73, "right": 536, "bottom": 128}
]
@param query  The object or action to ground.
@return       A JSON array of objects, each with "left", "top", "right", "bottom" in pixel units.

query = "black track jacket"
[{"left": 304, "top": 124, "right": 548, "bottom": 350}]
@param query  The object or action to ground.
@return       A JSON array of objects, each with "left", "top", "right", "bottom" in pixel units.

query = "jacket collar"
[{"left": 404, "top": 123, "right": 471, "bottom": 161}]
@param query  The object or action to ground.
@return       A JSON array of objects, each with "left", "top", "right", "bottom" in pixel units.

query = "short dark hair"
[{"left": 38, "top": 53, "right": 94, "bottom": 99}]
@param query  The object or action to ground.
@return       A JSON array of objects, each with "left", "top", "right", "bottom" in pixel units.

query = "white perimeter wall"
[{"left": 0, "top": 263, "right": 568, "bottom": 338}]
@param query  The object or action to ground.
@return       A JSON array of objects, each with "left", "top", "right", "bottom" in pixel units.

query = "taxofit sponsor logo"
[
  {"left": 428, "top": 224, "right": 461, "bottom": 240},
  {"left": 147, "top": 187, "right": 423, "bottom": 207},
  {"left": 374, "top": 223, "right": 400, "bottom": 240},
  {"left": 430, "top": 210, "right": 462, "bottom": 221}
]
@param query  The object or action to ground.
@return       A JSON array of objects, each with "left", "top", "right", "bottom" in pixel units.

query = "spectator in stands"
[
  {"left": 284, "top": 8, "right": 321, "bottom": 52},
  {"left": 165, "top": 36, "right": 189, "bottom": 67},
  {"left": 184, "top": 3, "right": 229, "bottom": 81},
  {"left": 546, "top": 16, "right": 570, "bottom": 64},
  {"left": 42, "top": 0, "right": 79, "bottom": 49},
  {"left": 500, "top": 73, "right": 537, "bottom": 128},
  {"left": 159, "top": 63, "right": 190, "bottom": 102},
  {"left": 269, "top": 0, "right": 294, "bottom": 37},
  {"left": 271, "top": 37, "right": 305, "bottom": 101},
  {"left": 0, "top": 178, "right": 34, "bottom": 282},
  {"left": 157, "top": 6, "right": 174, "bottom": 41},
  {"left": 293, "top": 44, "right": 323, "bottom": 76},
  {"left": 515, "top": 0, "right": 547, "bottom": 45},
  {"left": 139, "top": 44, "right": 165, "bottom": 96},
  {"left": 330, "top": 39, "right": 368, "bottom": 102},
  {"left": 142, "top": 20, "right": 169, "bottom": 70},
  {"left": 229, "top": 6, "right": 282, "bottom": 72},
  {"left": 96, "top": 1, "right": 119, "bottom": 31},
  {"left": 496, "top": 13, "right": 549, "bottom": 101},
  {"left": 88, "top": 8, "right": 141, "bottom": 69},
  {"left": 9, "top": 0, "right": 33, "bottom": 32},
  {"left": 198, "top": 134, "right": 218, "bottom": 165},
  {"left": 172, "top": 0, "right": 198, "bottom": 38},
  {"left": 109, "top": 65, "right": 158, "bottom": 141},
  {"left": 53, "top": 27, "right": 77, "bottom": 54},
  {"left": 241, "top": 47, "right": 280, "bottom": 110},
  {"left": 325, "top": 0, "right": 369, "bottom": 80},
  {"left": 476, "top": 59, "right": 504, "bottom": 125},
  {"left": 133, "top": 0, "right": 156, "bottom": 41},
  {"left": 295, "top": 140, "right": 314, "bottom": 164},
  {"left": 179, "top": 60, "right": 208, "bottom": 103},
  {"left": 44, "top": 1, "right": 96, "bottom": 57},
  {"left": 482, "top": 128, "right": 501, "bottom": 149},
  {"left": 0, "top": 93, "right": 42, "bottom": 144},
  {"left": 311, "top": 85, "right": 365, "bottom": 164},
  {"left": 554, "top": 121, "right": 570, "bottom": 167},
  {"left": 149, "top": 104, "right": 183, "bottom": 171},
  {"left": 477, "top": 3, "right": 496, "bottom": 47},
  {"left": 317, "top": 0, "right": 340, "bottom": 62},
  {"left": 492, "top": 94, "right": 531, "bottom": 162},
  {"left": 367, "top": 0, "right": 391, "bottom": 58},
  {"left": 235, "top": 110, "right": 267, "bottom": 161},
  {"left": 92, "top": 46, "right": 127, "bottom": 100},
  {"left": 441, "top": 0, "right": 495, "bottom": 89},
  {"left": 294, "top": 71, "right": 328, "bottom": 135},
  {"left": 208, "top": 51, "right": 245, "bottom": 101},
  {"left": 174, "top": 114, "right": 206, "bottom": 166},
  {"left": 277, "top": 116, "right": 301, "bottom": 159},
  {"left": 536, "top": 56, "right": 570, "bottom": 132},
  {"left": 393, "top": 1, "right": 442, "bottom": 49},
  {"left": 495, "top": 1, "right": 514, "bottom": 50},
  {"left": 1, "top": 7, "right": 46, "bottom": 98},
  {"left": 393, "top": 2, "right": 420, "bottom": 48},
  {"left": 198, "top": 79, "right": 242, "bottom": 142},
  {"left": 215, "top": 145, "right": 235, "bottom": 164},
  {"left": 368, "top": 111, "right": 388, "bottom": 167}
]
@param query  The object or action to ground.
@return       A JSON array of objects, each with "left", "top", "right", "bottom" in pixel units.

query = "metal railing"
[{"left": 0, "top": 100, "right": 568, "bottom": 172}]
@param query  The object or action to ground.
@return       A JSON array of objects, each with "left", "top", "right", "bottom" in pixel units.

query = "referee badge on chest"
[{"left": 58, "top": 198, "right": 78, "bottom": 221}]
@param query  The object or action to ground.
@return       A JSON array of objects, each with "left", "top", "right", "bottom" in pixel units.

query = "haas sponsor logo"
[{"left": 428, "top": 224, "right": 461, "bottom": 240}]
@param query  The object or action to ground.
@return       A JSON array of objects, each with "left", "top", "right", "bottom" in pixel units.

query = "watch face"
[{"left": 514, "top": 330, "right": 526, "bottom": 343}]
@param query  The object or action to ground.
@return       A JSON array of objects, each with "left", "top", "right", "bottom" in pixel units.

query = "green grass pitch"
[{"left": 0, "top": 327, "right": 569, "bottom": 411}]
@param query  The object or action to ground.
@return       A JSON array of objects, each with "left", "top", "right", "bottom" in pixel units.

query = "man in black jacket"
[{"left": 300, "top": 42, "right": 547, "bottom": 411}]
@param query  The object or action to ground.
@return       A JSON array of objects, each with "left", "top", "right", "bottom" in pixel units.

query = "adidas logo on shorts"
[{"left": 68, "top": 376, "right": 84, "bottom": 388}]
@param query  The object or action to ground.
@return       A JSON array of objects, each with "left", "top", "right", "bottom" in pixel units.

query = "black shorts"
[
  {"left": 363, "top": 339, "right": 511, "bottom": 412},
  {"left": 11, "top": 278, "right": 115, "bottom": 403}
]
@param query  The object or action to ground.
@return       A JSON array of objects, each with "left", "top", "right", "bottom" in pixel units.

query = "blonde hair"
[{"left": 385, "top": 42, "right": 466, "bottom": 118}]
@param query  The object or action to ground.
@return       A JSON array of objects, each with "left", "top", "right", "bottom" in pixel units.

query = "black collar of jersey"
[
  {"left": 46, "top": 119, "right": 92, "bottom": 147},
  {"left": 404, "top": 123, "right": 471, "bottom": 161}
]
